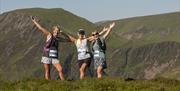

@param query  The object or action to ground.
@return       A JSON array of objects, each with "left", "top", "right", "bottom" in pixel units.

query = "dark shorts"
[{"left": 78, "top": 58, "right": 91, "bottom": 68}]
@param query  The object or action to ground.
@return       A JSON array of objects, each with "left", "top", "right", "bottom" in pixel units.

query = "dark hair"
[
  {"left": 91, "top": 31, "right": 99, "bottom": 36},
  {"left": 78, "top": 29, "right": 85, "bottom": 35}
]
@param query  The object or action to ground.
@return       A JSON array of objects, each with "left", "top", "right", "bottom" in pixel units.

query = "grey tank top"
[
  {"left": 75, "top": 39, "right": 91, "bottom": 60},
  {"left": 92, "top": 37, "right": 105, "bottom": 58}
]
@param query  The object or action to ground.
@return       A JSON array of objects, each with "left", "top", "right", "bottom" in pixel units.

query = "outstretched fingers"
[{"left": 109, "top": 22, "right": 115, "bottom": 29}]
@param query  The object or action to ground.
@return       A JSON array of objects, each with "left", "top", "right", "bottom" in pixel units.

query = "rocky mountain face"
[
  {"left": 0, "top": 8, "right": 95, "bottom": 80},
  {"left": 108, "top": 41, "right": 180, "bottom": 80},
  {"left": 0, "top": 12, "right": 43, "bottom": 80},
  {"left": 98, "top": 12, "right": 180, "bottom": 80},
  {"left": 0, "top": 9, "right": 179, "bottom": 80}
]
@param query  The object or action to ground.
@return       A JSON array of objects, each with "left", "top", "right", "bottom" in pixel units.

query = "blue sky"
[{"left": 0, "top": 0, "right": 180, "bottom": 22}]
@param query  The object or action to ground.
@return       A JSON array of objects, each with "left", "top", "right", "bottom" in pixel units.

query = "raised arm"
[
  {"left": 61, "top": 31, "right": 77, "bottom": 43},
  {"left": 31, "top": 16, "right": 50, "bottom": 35},
  {"left": 86, "top": 36, "right": 95, "bottom": 41},
  {"left": 103, "top": 22, "right": 115, "bottom": 39},
  {"left": 86, "top": 27, "right": 109, "bottom": 41},
  {"left": 99, "top": 27, "right": 108, "bottom": 35}
]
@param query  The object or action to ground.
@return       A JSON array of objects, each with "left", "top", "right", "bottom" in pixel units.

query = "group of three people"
[{"left": 31, "top": 16, "right": 115, "bottom": 80}]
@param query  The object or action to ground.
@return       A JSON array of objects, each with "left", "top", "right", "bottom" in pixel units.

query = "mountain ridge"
[{"left": 0, "top": 8, "right": 179, "bottom": 80}]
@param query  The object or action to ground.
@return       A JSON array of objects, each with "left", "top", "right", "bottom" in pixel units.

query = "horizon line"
[{"left": 0, "top": 7, "right": 180, "bottom": 23}]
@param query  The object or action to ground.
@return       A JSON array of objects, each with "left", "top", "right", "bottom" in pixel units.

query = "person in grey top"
[{"left": 91, "top": 22, "right": 115, "bottom": 79}]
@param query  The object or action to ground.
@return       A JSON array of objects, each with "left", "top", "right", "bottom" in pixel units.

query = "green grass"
[{"left": 0, "top": 77, "right": 180, "bottom": 91}]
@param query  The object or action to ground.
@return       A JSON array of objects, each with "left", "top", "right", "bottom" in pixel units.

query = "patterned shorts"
[
  {"left": 41, "top": 56, "right": 59, "bottom": 64},
  {"left": 94, "top": 57, "right": 107, "bottom": 70}
]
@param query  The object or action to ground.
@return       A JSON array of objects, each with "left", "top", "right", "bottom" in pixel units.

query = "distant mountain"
[
  {"left": 99, "top": 12, "right": 180, "bottom": 47},
  {"left": 0, "top": 8, "right": 96, "bottom": 80},
  {"left": 94, "top": 20, "right": 110, "bottom": 26},
  {"left": 0, "top": 8, "right": 179, "bottom": 80},
  {"left": 98, "top": 12, "right": 180, "bottom": 80}
]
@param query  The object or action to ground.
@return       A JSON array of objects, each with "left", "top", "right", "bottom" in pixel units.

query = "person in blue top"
[{"left": 91, "top": 22, "right": 115, "bottom": 79}]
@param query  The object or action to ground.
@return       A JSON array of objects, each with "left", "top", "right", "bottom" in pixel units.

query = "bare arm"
[
  {"left": 103, "top": 22, "right": 115, "bottom": 39},
  {"left": 31, "top": 16, "right": 50, "bottom": 35},
  {"left": 99, "top": 27, "right": 108, "bottom": 35},
  {"left": 86, "top": 26, "right": 109, "bottom": 41},
  {"left": 86, "top": 36, "right": 95, "bottom": 41},
  {"left": 86, "top": 27, "right": 108, "bottom": 41},
  {"left": 61, "top": 31, "right": 77, "bottom": 43}
]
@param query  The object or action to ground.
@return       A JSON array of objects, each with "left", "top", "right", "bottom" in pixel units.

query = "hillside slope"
[
  {"left": 0, "top": 8, "right": 96, "bottom": 80},
  {"left": 99, "top": 12, "right": 180, "bottom": 80},
  {"left": 0, "top": 8, "right": 179, "bottom": 80}
]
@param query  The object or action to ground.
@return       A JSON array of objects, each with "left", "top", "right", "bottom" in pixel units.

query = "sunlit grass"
[{"left": 0, "top": 77, "right": 180, "bottom": 91}]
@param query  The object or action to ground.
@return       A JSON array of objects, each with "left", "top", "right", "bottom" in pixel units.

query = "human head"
[
  {"left": 77, "top": 29, "right": 85, "bottom": 39},
  {"left": 91, "top": 31, "right": 99, "bottom": 39},
  {"left": 52, "top": 26, "right": 60, "bottom": 36}
]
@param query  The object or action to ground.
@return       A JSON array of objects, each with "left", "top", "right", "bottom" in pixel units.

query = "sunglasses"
[{"left": 92, "top": 33, "right": 99, "bottom": 36}]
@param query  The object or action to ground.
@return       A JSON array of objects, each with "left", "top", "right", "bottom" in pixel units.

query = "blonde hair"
[
  {"left": 52, "top": 25, "right": 61, "bottom": 31},
  {"left": 76, "top": 35, "right": 86, "bottom": 45}
]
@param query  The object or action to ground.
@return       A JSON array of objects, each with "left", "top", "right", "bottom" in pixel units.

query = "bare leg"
[
  {"left": 53, "top": 63, "right": 65, "bottom": 80},
  {"left": 43, "top": 64, "right": 50, "bottom": 80},
  {"left": 79, "top": 63, "right": 87, "bottom": 80},
  {"left": 97, "top": 66, "right": 103, "bottom": 79}
]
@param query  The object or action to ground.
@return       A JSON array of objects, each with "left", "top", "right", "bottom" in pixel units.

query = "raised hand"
[
  {"left": 103, "top": 27, "right": 109, "bottom": 32},
  {"left": 98, "top": 27, "right": 108, "bottom": 35},
  {"left": 31, "top": 16, "right": 40, "bottom": 22},
  {"left": 30, "top": 16, "right": 49, "bottom": 35},
  {"left": 102, "top": 22, "right": 115, "bottom": 39},
  {"left": 109, "top": 22, "right": 115, "bottom": 29},
  {"left": 30, "top": 16, "right": 36, "bottom": 21}
]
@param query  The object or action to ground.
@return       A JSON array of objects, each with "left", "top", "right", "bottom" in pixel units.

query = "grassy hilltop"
[{"left": 0, "top": 78, "right": 180, "bottom": 91}]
